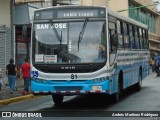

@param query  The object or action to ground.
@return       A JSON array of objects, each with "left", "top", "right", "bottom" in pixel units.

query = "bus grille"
[{"left": 54, "top": 86, "right": 83, "bottom": 91}]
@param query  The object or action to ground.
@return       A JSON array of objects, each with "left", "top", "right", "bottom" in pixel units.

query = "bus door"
[{"left": 108, "top": 16, "right": 117, "bottom": 67}]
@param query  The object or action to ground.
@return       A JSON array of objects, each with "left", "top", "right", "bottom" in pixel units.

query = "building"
[
  {"left": 0, "top": 0, "right": 12, "bottom": 76},
  {"left": 0, "top": 0, "right": 159, "bottom": 75}
]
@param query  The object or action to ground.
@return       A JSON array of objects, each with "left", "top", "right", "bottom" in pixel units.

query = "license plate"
[{"left": 92, "top": 86, "right": 102, "bottom": 91}]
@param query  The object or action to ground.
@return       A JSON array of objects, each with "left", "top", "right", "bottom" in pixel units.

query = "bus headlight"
[
  {"left": 93, "top": 78, "right": 98, "bottom": 83},
  {"left": 100, "top": 77, "right": 105, "bottom": 82}
]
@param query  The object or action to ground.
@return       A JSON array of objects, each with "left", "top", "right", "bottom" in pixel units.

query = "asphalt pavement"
[{"left": 0, "top": 78, "right": 35, "bottom": 106}]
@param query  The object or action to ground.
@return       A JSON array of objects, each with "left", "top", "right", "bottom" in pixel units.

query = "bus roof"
[{"left": 34, "top": 5, "right": 106, "bottom": 12}]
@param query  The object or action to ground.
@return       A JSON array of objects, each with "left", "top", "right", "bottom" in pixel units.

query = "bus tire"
[
  {"left": 111, "top": 72, "right": 123, "bottom": 103},
  {"left": 135, "top": 71, "right": 142, "bottom": 91},
  {"left": 111, "top": 82, "right": 120, "bottom": 103},
  {"left": 52, "top": 94, "right": 64, "bottom": 105}
]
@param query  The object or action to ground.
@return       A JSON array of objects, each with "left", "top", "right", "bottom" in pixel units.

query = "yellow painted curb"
[{"left": 0, "top": 94, "right": 36, "bottom": 106}]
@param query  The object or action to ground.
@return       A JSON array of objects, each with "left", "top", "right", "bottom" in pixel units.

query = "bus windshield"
[{"left": 33, "top": 20, "right": 106, "bottom": 64}]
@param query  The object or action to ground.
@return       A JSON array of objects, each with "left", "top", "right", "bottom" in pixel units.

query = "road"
[{"left": 0, "top": 72, "right": 160, "bottom": 120}]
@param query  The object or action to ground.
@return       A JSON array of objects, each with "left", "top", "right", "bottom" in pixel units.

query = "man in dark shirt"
[{"left": 6, "top": 59, "right": 18, "bottom": 94}]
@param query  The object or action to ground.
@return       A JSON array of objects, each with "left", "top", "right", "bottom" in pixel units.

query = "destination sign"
[
  {"left": 34, "top": 8, "right": 106, "bottom": 20},
  {"left": 57, "top": 10, "right": 99, "bottom": 18}
]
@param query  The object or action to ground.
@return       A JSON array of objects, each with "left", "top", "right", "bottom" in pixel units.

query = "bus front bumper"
[{"left": 31, "top": 79, "right": 110, "bottom": 95}]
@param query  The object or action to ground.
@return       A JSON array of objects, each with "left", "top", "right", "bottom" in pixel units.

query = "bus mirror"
[{"left": 111, "top": 34, "right": 118, "bottom": 47}]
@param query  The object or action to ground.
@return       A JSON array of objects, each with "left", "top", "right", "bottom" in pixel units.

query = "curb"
[{"left": 0, "top": 94, "right": 37, "bottom": 106}]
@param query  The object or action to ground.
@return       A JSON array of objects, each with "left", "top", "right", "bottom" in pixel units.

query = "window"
[
  {"left": 109, "top": 15, "right": 117, "bottom": 53},
  {"left": 109, "top": 27, "right": 117, "bottom": 52},
  {"left": 123, "top": 23, "right": 128, "bottom": 35},
  {"left": 117, "top": 20, "right": 121, "bottom": 34},
  {"left": 139, "top": 28, "right": 144, "bottom": 49},
  {"left": 109, "top": 22, "right": 116, "bottom": 30},
  {"left": 129, "top": 2, "right": 156, "bottom": 33},
  {"left": 123, "top": 23, "right": 129, "bottom": 49},
  {"left": 117, "top": 20, "right": 123, "bottom": 49},
  {"left": 143, "top": 30, "right": 148, "bottom": 49},
  {"left": 129, "top": 25, "right": 135, "bottom": 49},
  {"left": 134, "top": 27, "right": 140, "bottom": 49}
]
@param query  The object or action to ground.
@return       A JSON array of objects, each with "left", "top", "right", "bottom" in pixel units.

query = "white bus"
[{"left": 30, "top": 6, "right": 149, "bottom": 104}]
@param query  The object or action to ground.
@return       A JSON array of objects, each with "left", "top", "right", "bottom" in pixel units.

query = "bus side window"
[
  {"left": 129, "top": 25, "right": 135, "bottom": 49},
  {"left": 117, "top": 20, "right": 123, "bottom": 49},
  {"left": 123, "top": 22, "right": 129, "bottom": 49},
  {"left": 134, "top": 27, "right": 140, "bottom": 49},
  {"left": 139, "top": 28, "right": 144, "bottom": 49},
  {"left": 109, "top": 29, "right": 117, "bottom": 53},
  {"left": 143, "top": 30, "right": 148, "bottom": 49},
  {"left": 109, "top": 20, "right": 117, "bottom": 53}
]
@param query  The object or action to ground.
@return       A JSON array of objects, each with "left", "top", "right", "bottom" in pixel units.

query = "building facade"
[{"left": 0, "top": 0, "right": 12, "bottom": 76}]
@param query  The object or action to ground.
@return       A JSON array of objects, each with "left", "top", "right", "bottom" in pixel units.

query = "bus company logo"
[
  {"left": 2, "top": 112, "right": 11, "bottom": 117},
  {"left": 61, "top": 66, "right": 76, "bottom": 70}
]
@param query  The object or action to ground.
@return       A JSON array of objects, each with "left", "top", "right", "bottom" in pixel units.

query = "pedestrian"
[
  {"left": 20, "top": 58, "right": 31, "bottom": 95},
  {"left": 6, "top": 58, "right": 18, "bottom": 94},
  {"left": 150, "top": 56, "right": 155, "bottom": 72},
  {"left": 154, "top": 53, "right": 160, "bottom": 77}
]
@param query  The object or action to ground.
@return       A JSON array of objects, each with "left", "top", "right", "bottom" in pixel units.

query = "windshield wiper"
[
  {"left": 51, "top": 23, "right": 63, "bottom": 57},
  {"left": 52, "top": 26, "right": 62, "bottom": 43},
  {"left": 78, "top": 18, "right": 88, "bottom": 52}
]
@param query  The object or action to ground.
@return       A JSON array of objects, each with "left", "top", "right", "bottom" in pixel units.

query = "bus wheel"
[
  {"left": 135, "top": 71, "right": 142, "bottom": 91},
  {"left": 111, "top": 82, "right": 120, "bottom": 103},
  {"left": 52, "top": 94, "right": 64, "bottom": 105}
]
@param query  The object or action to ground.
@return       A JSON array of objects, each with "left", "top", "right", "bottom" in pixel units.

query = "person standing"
[
  {"left": 150, "top": 56, "right": 155, "bottom": 73},
  {"left": 20, "top": 58, "right": 31, "bottom": 95},
  {"left": 154, "top": 53, "right": 160, "bottom": 77},
  {"left": 6, "top": 59, "right": 18, "bottom": 94}
]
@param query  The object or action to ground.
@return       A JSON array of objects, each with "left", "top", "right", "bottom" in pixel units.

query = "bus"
[{"left": 30, "top": 6, "right": 149, "bottom": 104}]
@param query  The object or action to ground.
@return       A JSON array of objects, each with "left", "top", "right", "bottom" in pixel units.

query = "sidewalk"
[{"left": 0, "top": 78, "right": 35, "bottom": 106}]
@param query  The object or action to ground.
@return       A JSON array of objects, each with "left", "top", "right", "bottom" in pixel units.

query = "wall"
[
  {"left": 157, "top": 16, "right": 160, "bottom": 35},
  {"left": 0, "top": 26, "right": 12, "bottom": 76},
  {"left": 80, "top": 0, "right": 128, "bottom": 16},
  {"left": 0, "top": 0, "right": 11, "bottom": 27},
  {"left": 108, "top": 0, "right": 128, "bottom": 17},
  {"left": 80, "top": 0, "right": 108, "bottom": 7}
]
